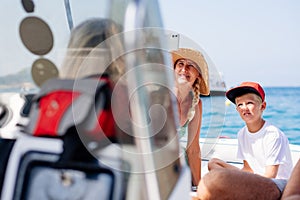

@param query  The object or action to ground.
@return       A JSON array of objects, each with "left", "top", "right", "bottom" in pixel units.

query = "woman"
[{"left": 171, "top": 48, "right": 210, "bottom": 187}]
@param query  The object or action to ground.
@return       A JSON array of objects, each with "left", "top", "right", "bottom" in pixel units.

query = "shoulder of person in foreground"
[{"left": 281, "top": 159, "right": 300, "bottom": 199}]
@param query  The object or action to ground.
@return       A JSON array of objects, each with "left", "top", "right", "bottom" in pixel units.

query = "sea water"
[
  {"left": 1, "top": 86, "right": 299, "bottom": 145},
  {"left": 201, "top": 87, "right": 300, "bottom": 145}
]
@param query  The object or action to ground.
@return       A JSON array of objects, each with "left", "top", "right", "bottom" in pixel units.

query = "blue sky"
[
  {"left": 159, "top": 0, "right": 300, "bottom": 87},
  {"left": 1, "top": 1, "right": 299, "bottom": 88}
]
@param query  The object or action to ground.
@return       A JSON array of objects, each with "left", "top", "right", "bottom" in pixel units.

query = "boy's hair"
[
  {"left": 235, "top": 92, "right": 263, "bottom": 104},
  {"left": 226, "top": 82, "right": 265, "bottom": 104}
]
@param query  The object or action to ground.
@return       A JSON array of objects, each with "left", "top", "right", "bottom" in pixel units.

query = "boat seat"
[
  {"left": 0, "top": 135, "right": 127, "bottom": 200},
  {"left": 0, "top": 76, "right": 130, "bottom": 200},
  {"left": 0, "top": 138, "right": 16, "bottom": 195}
]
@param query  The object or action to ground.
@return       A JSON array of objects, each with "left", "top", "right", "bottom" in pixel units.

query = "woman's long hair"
[{"left": 187, "top": 76, "right": 201, "bottom": 121}]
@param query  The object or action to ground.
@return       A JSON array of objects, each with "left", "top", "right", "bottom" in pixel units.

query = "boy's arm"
[
  {"left": 241, "top": 160, "right": 254, "bottom": 173},
  {"left": 238, "top": 161, "right": 278, "bottom": 178},
  {"left": 264, "top": 165, "right": 279, "bottom": 178}
]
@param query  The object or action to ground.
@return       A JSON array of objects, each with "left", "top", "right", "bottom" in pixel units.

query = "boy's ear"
[{"left": 261, "top": 101, "right": 267, "bottom": 110}]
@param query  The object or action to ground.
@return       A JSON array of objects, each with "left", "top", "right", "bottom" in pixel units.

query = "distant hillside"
[{"left": 0, "top": 68, "right": 32, "bottom": 85}]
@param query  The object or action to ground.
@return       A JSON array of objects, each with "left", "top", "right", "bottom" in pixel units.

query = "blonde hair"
[
  {"left": 254, "top": 93, "right": 263, "bottom": 104},
  {"left": 235, "top": 92, "right": 263, "bottom": 105},
  {"left": 187, "top": 77, "right": 201, "bottom": 121},
  {"left": 60, "top": 18, "right": 125, "bottom": 83}
]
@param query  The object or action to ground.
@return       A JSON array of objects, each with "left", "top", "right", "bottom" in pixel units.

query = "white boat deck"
[{"left": 181, "top": 138, "right": 300, "bottom": 177}]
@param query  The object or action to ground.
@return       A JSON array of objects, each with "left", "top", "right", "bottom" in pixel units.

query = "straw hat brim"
[{"left": 171, "top": 48, "right": 210, "bottom": 95}]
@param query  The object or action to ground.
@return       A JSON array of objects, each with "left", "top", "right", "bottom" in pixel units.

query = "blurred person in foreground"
[
  {"left": 60, "top": 18, "right": 134, "bottom": 144},
  {"left": 197, "top": 159, "right": 300, "bottom": 200}
]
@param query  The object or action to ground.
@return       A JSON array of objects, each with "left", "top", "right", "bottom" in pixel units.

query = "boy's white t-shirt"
[{"left": 237, "top": 121, "right": 293, "bottom": 179}]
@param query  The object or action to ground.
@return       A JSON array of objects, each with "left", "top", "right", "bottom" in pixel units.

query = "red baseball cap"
[{"left": 226, "top": 82, "right": 265, "bottom": 104}]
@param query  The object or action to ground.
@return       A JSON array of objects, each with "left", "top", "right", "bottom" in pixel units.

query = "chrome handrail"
[
  {"left": 123, "top": 1, "right": 161, "bottom": 199},
  {"left": 64, "top": 0, "right": 73, "bottom": 30},
  {"left": 123, "top": 0, "right": 179, "bottom": 199}
]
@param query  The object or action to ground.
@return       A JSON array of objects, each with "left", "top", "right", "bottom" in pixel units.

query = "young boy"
[{"left": 208, "top": 82, "right": 293, "bottom": 191}]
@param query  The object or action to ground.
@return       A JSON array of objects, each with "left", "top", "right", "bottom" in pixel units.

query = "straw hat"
[{"left": 171, "top": 48, "right": 210, "bottom": 95}]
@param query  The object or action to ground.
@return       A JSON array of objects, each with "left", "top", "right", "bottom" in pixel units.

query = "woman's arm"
[{"left": 186, "top": 100, "right": 202, "bottom": 186}]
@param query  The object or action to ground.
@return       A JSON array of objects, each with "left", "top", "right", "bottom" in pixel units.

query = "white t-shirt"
[{"left": 237, "top": 121, "right": 293, "bottom": 179}]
